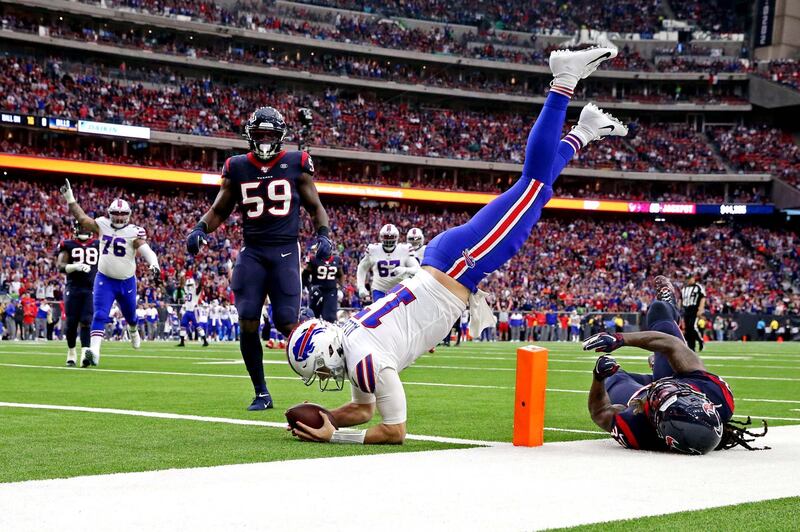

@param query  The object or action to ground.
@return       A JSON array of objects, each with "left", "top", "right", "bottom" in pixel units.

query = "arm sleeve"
[
  {"left": 356, "top": 256, "right": 371, "bottom": 291},
  {"left": 138, "top": 243, "right": 159, "bottom": 268},
  {"left": 301, "top": 152, "right": 315, "bottom": 175},
  {"left": 374, "top": 368, "right": 407, "bottom": 425}
]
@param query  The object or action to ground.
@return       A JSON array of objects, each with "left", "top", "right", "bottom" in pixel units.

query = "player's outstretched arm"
[
  {"left": 134, "top": 238, "right": 161, "bottom": 279},
  {"left": 59, "top": 179, "right": 99, "bottom": 233},
  {"left": 583, "top": 331, "right": 705, "bottom": 374},
  {"left": 587, "top": 355, "right": 626, "bottom": 432},
  {"left": 298, "top": 172, "right": 333, "bottom": 260},
  {"left": 356, "top": 255, "right": 371, "bottom": 298},
  {"left": 188, "top": 177, "right": 236, "bottom": 255}
]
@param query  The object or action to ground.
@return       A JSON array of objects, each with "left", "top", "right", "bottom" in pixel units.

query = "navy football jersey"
[
  {"left": 308, "top": 255, "right": 342, "bottom": 290},
  {"left": 223, "top": 150, "right": 314, "bottom": 246},
  {"left": 610, "top": 371, "right": 734, "bottom": 451},
  {"left": 58, "top": 239, "right": 100, "bottom": 289}
]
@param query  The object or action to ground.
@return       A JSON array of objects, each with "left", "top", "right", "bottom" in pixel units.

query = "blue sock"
[{"left": 240, "top": 330, "right": 268, "bottom": 395}]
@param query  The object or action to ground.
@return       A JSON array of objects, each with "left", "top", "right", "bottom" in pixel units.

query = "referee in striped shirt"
[{"left": 681, "top": 274, "right": 706, "bottom": 352}]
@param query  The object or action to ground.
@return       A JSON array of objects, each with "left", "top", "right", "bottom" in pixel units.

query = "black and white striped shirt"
[{"left": 681, "top": 283, "right": 705, "bottom": 311}]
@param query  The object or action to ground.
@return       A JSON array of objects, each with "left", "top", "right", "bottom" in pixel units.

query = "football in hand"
[{"left": 285, "top": 403, "right": 338, "bottom": 430}]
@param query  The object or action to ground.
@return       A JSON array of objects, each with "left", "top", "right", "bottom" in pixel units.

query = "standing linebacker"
[{"left": 186, "top": 106, "right": 333, "bottom": 411}]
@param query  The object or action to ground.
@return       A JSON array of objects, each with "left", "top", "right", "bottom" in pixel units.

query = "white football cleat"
[
  {"left": 576, "top": 103, "right": 628, "bottom": 142},
  {"left": 549, "top": 46, "right": 618, "bottom": 81},
  {"left": 131, "top": 330, "right": 141, "bottom": 350}
]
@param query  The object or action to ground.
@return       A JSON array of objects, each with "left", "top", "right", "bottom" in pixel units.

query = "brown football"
[{"left": 285, "top": 403, "right": 338, "bottom": 431}]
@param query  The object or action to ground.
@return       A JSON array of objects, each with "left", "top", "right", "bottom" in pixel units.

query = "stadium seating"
[{"left": 1, "top": 177, "right": 796, "bottom": 317}]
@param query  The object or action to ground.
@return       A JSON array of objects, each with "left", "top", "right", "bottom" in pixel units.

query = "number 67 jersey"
[{"left": 96, "top": 216, "right": 147, "bottom": 280}]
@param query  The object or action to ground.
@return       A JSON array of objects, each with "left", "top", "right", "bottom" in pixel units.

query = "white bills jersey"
[
  {"left": 209, "top": 304, "right": 221, "bottom": 323},
  {"left": 357, "top": 243, "right": 418, "bottom": 294},
  {"left": 96, "top": 216, "right": 145, "bottom": 280},
  {"left": 220, "top": 306, "right": 231, "bottom": 321},
  {"left": 196, "top": 305, "right": 209, "bottom": 324},
  {"left": 230, "top": 306, "right": 239, "bottom": 324},
  {"left": 182, "top": 280, "right": 199, "bottom": 312},
  {"left": 343, "top": 268, "right": 465, "bottom": 385},
  {"left": 410, "top": 245, "right": 426, "bottom": 264}
]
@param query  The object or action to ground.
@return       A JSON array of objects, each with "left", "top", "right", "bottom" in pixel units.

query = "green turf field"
[
  {"left": 1, "top": 339, "right": 798, "bottom": 484},
  {"left": 554, "top": 496, "right": 800, "bottom": 531}
]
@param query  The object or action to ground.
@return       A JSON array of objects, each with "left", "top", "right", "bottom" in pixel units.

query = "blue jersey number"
[
  {"left": 354, "top": 286, "right": 416, "bottom": 329},
  {"left": 377, "top": 260, "right": 400, "bottom": 277},
  {"left": 101, "top": 235, "right": 126, "bottom": 257}
]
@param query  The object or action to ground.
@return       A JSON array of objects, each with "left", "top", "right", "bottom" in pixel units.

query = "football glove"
[
  {"left": 60, "top": 179, "right": 76, "bottom": 204},
  {"left": 65, "top": 263, "right": 91, "bottom": 274},
  {"left": 582, "top": 332, "right": 625, "bottom": 353},
  {"left": 358, "top": 287, "right": 370, "bottom": 300},
  {"left": 187, "top": 223, "right": 208, "bottom": 255},
  {"left": 149, "top": 264, "right": 162, "bottom": 285},
  {"left": 312, "top": 230, "right": 333, "bottom": 261},
  {"left": 593, "top": 355, "right": 620, "bottom": 381}
]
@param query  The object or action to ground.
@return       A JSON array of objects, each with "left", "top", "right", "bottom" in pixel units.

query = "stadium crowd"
[
  {"left": 0, "top": 54, "right": 765, "bottom": 175},
  {"left": 3, "top": 1, "right": 749, "bottom": 74},
  {"left": 711, "top": 126, "right": 800, "bottom": 188},
  {"left": 0, "top": 177, "right": 797, "bottom": 342},
  {"left": 758, "top": 59, "right": 800, "bottom": 93}
]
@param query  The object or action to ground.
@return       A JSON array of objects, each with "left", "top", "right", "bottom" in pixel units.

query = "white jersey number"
[
  {"left": 71, "top": 246, "right": 99, "bottom": 266},
  {"left": 241, "top": 179, "right": 291, "bottom": 219}
]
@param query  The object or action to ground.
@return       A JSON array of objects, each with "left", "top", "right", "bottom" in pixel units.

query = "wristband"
[
  {"left": 316, "top": 226, "right": 330, "bottom": 238},
  {"left": 330, "top": 429, "right": 366, "bottom": 444},
  {"left": 194, "top": 221, "right": 209, "bottom": 233}
]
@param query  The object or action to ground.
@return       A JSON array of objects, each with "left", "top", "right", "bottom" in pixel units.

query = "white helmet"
[
  {"left": 286, "top": 319, "right": 346, "bottom": 391},
  {"left": 108, "top": 198, "right": 131, "bottom": 228},
  {"left": 379, "top": 224, "right": 399, "bottom": 252},
  {"left": 407, "top": 227, "right": 424, "bottom": 250}
]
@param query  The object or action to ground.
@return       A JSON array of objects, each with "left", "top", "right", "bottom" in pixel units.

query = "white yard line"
[
  {"left": 3, "top": 363, "right": 800, "bottom": 405},
  {"left": 0, "top": 402, "right": 511, "bottom": 447},
  {"left": 0, "top": 425, "right": 798, "bottom": 532}
]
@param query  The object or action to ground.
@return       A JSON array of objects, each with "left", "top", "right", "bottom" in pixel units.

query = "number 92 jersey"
[
  {"left": 96, "top": 216, "right": 146, "bottom": 280},
  {"left": 223, "top": 150, "right": 314, "bottom": 246},
  {"left": 58, "top": 239, "right": 100, "bottom": 289}
]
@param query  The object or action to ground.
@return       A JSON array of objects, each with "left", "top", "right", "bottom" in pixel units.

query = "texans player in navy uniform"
[
  {"left": 56, "top": 220, "right": 99, "bottom": 367},
  {"left": 303, "top": 250, "right": 344, "bottom": 323},
  {"left": 584, "top": 276, "right": 768, "bottom": 453},
  {"left": 187, "top": 106, "right": 333, "bottom": 411}
]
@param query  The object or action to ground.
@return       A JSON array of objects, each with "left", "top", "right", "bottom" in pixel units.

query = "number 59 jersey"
[
  {"left": 96, "top": 216, "right": 146, "bottom": 280},
  {"left": 342, "top": 269, "right": 466, "bottom": 383},
  {"left": 223, "top": 150, "right": 314, "bottom": 247}
]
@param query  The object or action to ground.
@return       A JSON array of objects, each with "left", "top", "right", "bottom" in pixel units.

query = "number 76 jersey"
[
  {"left": 223, "top": 150, "right": 314, "bottom": 246},
  {"left": 96, "top": 216, "right": 146, "bottom": 280}
]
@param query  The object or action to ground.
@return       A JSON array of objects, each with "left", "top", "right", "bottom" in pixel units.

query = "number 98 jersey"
[
  {"left": 223, "top": 150, "right": 314, "bottom": 246},
  {"left": 96, "top": 216, "right": 146, "bottom": 280},
  {"left": 58, "top": 238, "right": 100, "bottom": 289}
]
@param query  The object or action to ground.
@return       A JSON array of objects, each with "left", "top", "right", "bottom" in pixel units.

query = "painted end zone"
[{"left": 1, "top": 426, "right": 798, "bottom": 532}]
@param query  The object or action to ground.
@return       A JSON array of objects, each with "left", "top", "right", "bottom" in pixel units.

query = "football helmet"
[
  {"left": 286, "top": 319, "right": 346, "bottom": 391},
  {"left": 406, "top": 227, "right": 424, "bottom": 250},
  {"left": 646, "top": 379, "right": 723, "bottom": 454},
  {"left": 108, "top": 199, "right": 131, "bottom": 229},
  {"left": 72, "top": 219, "right": 92, "bottom": 241},
  {"left": 379, "top": 224, "right": 399, "bottom": 252},
  {"left": 244, "top": 106, "right": 287, "bottom": 161}
]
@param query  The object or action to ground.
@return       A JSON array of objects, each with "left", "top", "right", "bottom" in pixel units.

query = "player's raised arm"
[
  {"left": 59, "top": 179, "right": 99, "bottom": 234},
  {"left": 187, "top": 177, "right": 237, "bottom": 255},
  {"left": 297, "top": 166, "right": 333, "bottom": 261},
  {"left": 583, "top": 330, "right": 705, "bottom": 374}
]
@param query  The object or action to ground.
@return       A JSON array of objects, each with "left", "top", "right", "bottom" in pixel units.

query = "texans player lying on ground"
[
  {"left": 584, "top": 276, "right": 769, "bottom": 454},
  {"left": 286, "top": 46, "right": 629, "bottom": 444}
]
